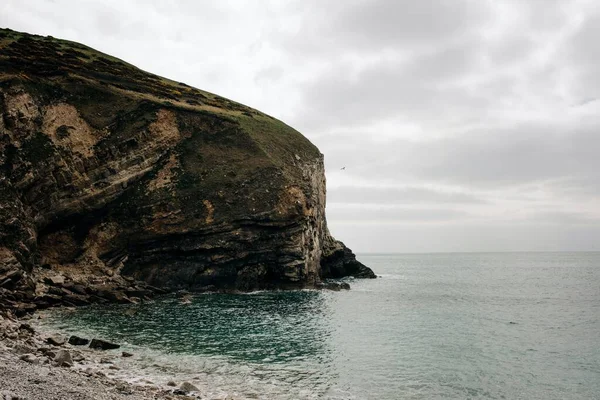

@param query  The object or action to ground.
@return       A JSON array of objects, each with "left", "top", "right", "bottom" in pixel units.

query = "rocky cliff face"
[{"left": 0, "top": 28, "right": 374, "bottom": 311}]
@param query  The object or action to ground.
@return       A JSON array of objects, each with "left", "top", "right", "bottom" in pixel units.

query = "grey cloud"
[
  {"left": 294, "top": 47, "right": 489, "bottom": 132},
  {"left": 328, "top": 0, "right": 490, "bottom": 49},
  {"left": 93, "top": 7, "right": 123, "bottom": 37},
  {"left": 563, "top": 10, "right": 600, "bottom": 99},
  {"left": 516, "top": 0, "right": 572, "bottom": 32},
  {"left": 330, "top": 222, "right": 600, "bottom": 253},
  {"left": 550, "top": 176, "right": 600, "bottom": 199},
  {"left": 328, "top": 186, "right": 487, "bottom": 205},
  {"left": 415, "top": 128, "right": 600, "bottom": 185},
  {"left": 281, "top": 0, "right": 491, "bottom": 54},
  {"left": 282, "top": 1, "right": 580, "bottom": 135},
  {"left": 326, "top": 205, "right": 470, "bottom": 222},
  {"left": 319, "top": 122, "right": 600, "bottom": 190},
  {"left": 255, "top": 66, "right": 285, "bottom": 84},
  {"left": 528, "top": 211, "right": 600, "bottom": 226},
  {"left": 485, "top": 34, "right": 537, "bottom": 66},
  {"left": 570, "top": 12, "right": 600, "bottom": 65}
]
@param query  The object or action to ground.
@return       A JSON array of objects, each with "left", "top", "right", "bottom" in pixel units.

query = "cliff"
[{"left": 0, "top": 28, "right": 374, "bottom": 313}]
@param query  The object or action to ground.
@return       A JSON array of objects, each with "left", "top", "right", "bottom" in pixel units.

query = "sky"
[{"left": 2, "top": 0, "right": 599, "bottom": 252}]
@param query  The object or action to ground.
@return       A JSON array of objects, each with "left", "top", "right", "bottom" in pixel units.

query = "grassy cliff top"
[{"left": 0, "top": 27, "right": 320, "bottom": 165}]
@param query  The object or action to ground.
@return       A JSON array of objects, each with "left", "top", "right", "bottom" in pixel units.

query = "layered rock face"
[{"left": 0, "top": 28, "right": 374, "bottom": 305}]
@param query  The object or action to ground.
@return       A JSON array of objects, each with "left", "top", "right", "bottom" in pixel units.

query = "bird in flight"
[{"left": 340, "top": 167, "right": 346, "bottom": 170}]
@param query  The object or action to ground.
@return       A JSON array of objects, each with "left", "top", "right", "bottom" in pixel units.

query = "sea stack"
[{"left": 0, "top": 28, "right": 374, "bottom": 307}]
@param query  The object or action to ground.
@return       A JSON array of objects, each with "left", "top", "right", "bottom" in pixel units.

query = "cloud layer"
[{"left": 2, "top": 0, "right": 599, "bottom": 251}]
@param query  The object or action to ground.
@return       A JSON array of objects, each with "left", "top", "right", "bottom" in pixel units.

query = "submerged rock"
[
  {"left": 317, "top": 281, "right": 351, "bottom": 291},
  {"left": 0, "top": 28, "right": 374, "bottom": 307}
]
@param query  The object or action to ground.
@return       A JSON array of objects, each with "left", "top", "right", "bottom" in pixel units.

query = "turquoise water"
[{"left": 40, "top": 253, "right": 600, "bottom": 399}]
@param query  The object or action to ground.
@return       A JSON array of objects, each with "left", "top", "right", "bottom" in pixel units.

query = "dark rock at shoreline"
[
  {"left": 89, "top": 339, "right": 120, "bottom": 350},
  {"left": 320, "top": 242, "right": 376, "bottom": 279},
  {"left": 68, "top": 335, "right": 90, "bottom": 346},
  {"left": 317, "top": 281, "right": 351, "bottom": 291},
  {"left": 0, "top": 270, "right": 23, "bottom": 289},
  {"left": 122, "top": 351, "right": 133, "bottom": 357},
  {"left": 43, "top": 275, "right": 65, "bottom": 286},
  {"left": 18, "top": 323, "right": 35, "bottom": 334},
  {"left": 62, "top": 284, "right": 88, "bottom": 296},
  {"left": 63, "top": 293, "right": 91, "bottom": 306}
]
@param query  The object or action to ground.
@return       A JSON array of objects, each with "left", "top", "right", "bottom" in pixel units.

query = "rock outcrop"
[{"left": 0, "top": 28, "right": 374, "bottom": 312}]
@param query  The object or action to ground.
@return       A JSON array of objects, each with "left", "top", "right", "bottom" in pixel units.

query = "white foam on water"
[{"left": 33, "top": 318, "right": 350, "bottom": 400}]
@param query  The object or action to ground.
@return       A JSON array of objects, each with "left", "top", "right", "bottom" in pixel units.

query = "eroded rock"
[{"left": 43, "top": 275, "right": 65, "bottom": 286}]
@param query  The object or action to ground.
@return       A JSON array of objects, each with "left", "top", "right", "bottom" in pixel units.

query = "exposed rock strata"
[{"left": 0, "top": 28, "right": 374, "bottom": 313}]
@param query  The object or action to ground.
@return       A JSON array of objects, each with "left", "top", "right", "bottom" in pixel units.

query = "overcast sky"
[{"left": 2, "top": 0, "right": 599, "bottom": 252}]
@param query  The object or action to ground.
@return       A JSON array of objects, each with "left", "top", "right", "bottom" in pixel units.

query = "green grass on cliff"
[{"left": 0, "top": 27, "right": 320, "bottom": 168}]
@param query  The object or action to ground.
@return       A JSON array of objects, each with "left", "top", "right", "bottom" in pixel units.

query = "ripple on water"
[{"left": 37, "top": 253, "right": 600, "bottom": 400}]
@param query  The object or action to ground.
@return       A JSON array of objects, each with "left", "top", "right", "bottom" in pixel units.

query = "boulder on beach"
[
  {"left": 54, "top": 349, "right": 73, "bottom": 367},
  {"left": 12, "top": 343, "right": 35, "bottom": 354},
  {"left": 179, "top": 381, "right": 200, "bottom": 393},
  {"left": 71, "top": 351, "right": 85, "bottom": 362},
  {"left": 19, "top": 353, "right": 38, "bottom": 364},
  {"left": 46, "top": 336, "right": 66, "bottom": 346}
]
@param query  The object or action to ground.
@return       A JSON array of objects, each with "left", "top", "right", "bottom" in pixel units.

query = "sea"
[{"left": 37, "top": 252, "right": 600, "bottom": 399}]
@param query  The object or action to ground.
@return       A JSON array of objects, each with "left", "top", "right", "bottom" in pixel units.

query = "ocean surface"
[{"left": 38, "top": 252, "right": 600, "bottom": 399}]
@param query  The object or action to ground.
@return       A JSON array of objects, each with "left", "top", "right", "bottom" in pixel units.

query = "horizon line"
[{"left": 355, "top": 250, "right": 600, "bottom": 255}]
